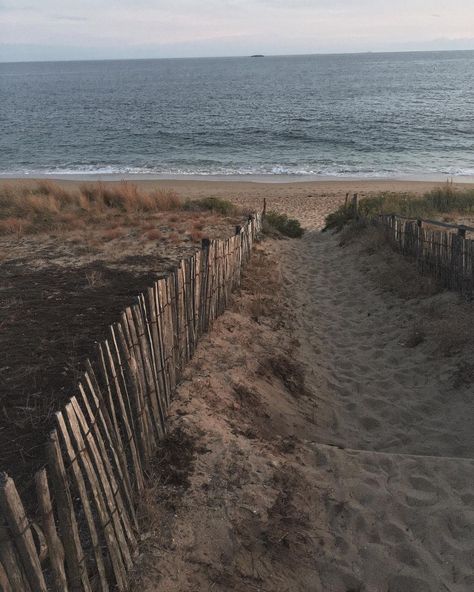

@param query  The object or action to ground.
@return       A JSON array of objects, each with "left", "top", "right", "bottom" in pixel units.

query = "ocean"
[{"left": 1, "top": 51, "right": 474, "bottom": 180}]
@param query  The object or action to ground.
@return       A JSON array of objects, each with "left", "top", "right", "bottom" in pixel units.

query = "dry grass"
[
  {"left": 84, "top": 270, "right": 104, "bottom": 288},
  {"left": 145, "top": 229, "right": 162, "bottom": 241},
  {"left": 257, "top": 353, "right": 307, "bottom": 397},
  {"left": 0, "top": 181, "right": 184, "bottom": 235},
  {"left": 189, "top": 229, "right": 204, "bottom": 243},
  {"left": 0, "top": 216, "right": 29, "bottom": 235},
  {"left": 102, "top": 227, "right": 126, "bottom": 241},
  {"left": 168, "top": 232, "right": 180, "bottom": 244}
]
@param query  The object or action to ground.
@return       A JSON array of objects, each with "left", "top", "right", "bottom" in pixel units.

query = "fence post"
[
  {"left": 35, "top": 470, "right": 68, "bottom": 592},
  {"left": 352, "top": 194, "right": 359, "bottom": 220},
  {"left": 0, "top": 473, "right": 47, "bottom": 592},
  {"left": 262, "top": 197, "right": 267, "bottom": 218},
  {"left": 458, "top": 226, "right": 467, "bottom": 239}
]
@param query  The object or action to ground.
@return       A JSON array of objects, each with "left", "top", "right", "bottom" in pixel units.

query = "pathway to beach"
[
  {"left": 276, "top": 230, "right": 474, "bottom": 591},
  {"left": 286, "top": 230, "right": 474, "bottom": 457},
  {"left": 135, "top": 197, "right": 474, "bottom": 592}
]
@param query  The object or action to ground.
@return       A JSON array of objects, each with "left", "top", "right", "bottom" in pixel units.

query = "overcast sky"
[{"left": 1, "top": 0, "right": 474, "bottom": 62}]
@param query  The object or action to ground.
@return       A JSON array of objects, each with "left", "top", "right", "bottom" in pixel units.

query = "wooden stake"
[
  {"left": 0, "top": 516, "right": 30, "bottom": 592},
  {"left": 35, "top": 469, "right": 68, "bottom": 592},
  {"left": 0, "top": 474, "right": 47, "bottom": 592},
  {"left": 47, "top": 431, "right": 91, "bottom": 592}
]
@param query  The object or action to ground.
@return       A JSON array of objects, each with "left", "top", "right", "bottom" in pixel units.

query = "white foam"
[{"left": 2, "top": 163, "right": 474, "bottom": 182}]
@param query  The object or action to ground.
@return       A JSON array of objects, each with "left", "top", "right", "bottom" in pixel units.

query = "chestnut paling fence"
[
  {"left": 374, "top": 213, "right": 474, "bottom": 298},
  {"left": 0, "top": 214, "right": 261, "bottom": 592}
]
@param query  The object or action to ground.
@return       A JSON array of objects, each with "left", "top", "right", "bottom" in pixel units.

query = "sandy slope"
[{"left": 133, "top": 201, "right": 474, "bottom": 592}]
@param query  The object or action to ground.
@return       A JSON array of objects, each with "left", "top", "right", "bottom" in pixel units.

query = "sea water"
[{"left": 1, "top": 51, "right": 474, "bottom": 180}]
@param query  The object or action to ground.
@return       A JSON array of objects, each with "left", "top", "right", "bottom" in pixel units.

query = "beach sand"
[{"left": 130, "top": 191, "right": 474, "bottom": 591}]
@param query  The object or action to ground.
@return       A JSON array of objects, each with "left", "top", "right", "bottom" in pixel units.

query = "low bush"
[
  {"left": 324, "top": 183, "right": 474, "bottom": 232},
  {"left": 183, "top": 197, "right": 236, "bottom": 216},
  {"left": 264, "top": 211, "right": 304, "bottom": 238}
]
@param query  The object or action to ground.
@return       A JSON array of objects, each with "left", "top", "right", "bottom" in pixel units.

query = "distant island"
[{"left": 250, "top": 54, "right": 265, "bottom": 58}]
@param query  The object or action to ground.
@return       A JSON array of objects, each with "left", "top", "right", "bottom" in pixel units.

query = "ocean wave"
[{"left": 2, "top": 163, "right": 474, "bottom": 179}]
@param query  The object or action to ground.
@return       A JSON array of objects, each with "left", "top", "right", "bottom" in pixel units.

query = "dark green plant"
[
  {"left": 264, "top": 211, "right": 304, "bottom": 238},
  {"left": 183, "top": 197, "right": 236, "bottom": 216}
]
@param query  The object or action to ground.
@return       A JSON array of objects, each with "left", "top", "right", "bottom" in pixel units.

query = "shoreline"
[
  {"left": 3, "top": 176, "right": 474, "bottom": 191},
  {"left": 2, "top": 173, "right": 474, "bottom": 184}
]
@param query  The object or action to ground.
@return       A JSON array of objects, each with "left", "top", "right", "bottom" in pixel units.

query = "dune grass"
[
  {"left": 183, "top": 196, "right": 237, "bottom": 216},
  {"left": 0, "top": 181, "right": 241, "bottom": 236},
  {"left": 324, "top": 183, "right": 474, "bottom": 232}
]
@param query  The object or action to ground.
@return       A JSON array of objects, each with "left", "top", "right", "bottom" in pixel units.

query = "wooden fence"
[
  {"left": 0, "top": 214, "right": 261, "bottom": 592},
  {"left": 374, "top": 213, "right": 474, "bottom": 297}
]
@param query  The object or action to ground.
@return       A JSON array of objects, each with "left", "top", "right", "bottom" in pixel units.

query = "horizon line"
[{"left": 1, "top": 47, "right": 474, "bottom": 66}]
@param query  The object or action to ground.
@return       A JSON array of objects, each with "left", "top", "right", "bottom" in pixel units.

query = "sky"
[{"left": 1, "top": 0, "right": 474, "bottom": 62}]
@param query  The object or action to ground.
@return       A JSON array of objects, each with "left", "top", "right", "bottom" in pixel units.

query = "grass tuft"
[
  {"left": 145, "top": 229, "right": 162, "bottom": 241},
  {"left": 183, "top": 197, "right": 236, "bottom": 216}
]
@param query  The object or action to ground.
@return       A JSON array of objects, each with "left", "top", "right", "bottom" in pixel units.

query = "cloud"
[{"left": 1, "top": 0, "right": 474, "bottom": 61}]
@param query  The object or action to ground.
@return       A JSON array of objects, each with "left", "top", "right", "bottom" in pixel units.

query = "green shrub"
[
  {"left": 264, "top": 211, "right": 304, "bottom": 238},
  {"left": 323, "top": 205, "right": 356, "bottom": 233},
  {"left": 183, "top": 197, "right": 236, "bottom": 216},
  {"left": 324, "top": 184, "right": 474, "bottom": 232}
]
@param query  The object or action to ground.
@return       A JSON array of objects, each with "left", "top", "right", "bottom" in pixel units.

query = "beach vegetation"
[
  {"left": 102, "top": 227, "right": 126, "bottom": 241},
  {"left": 0, "top": 182, "right": 233, "bottom": 235},
  {"left": 263, "top": 211, "right": 304, "bottom": 238},
  {"left": 144, "top": 228, "right": 162, "bottom": 241},
  {"left": 324, "top": 183, "right": 474, "bottom": 232},
  {"left": 183, "top": 196, "right": 236, "bottom": 216}
]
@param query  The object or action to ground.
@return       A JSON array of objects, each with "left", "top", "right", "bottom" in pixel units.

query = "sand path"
[
  {"left": 278, "top": 230, "right": 474, "bottom": 590},
  {"left": 285, "top": 231, "right": 473, "bottom": 458},
  {"left": 134, "top": 208, "right": 473, "bottom": 591}
]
